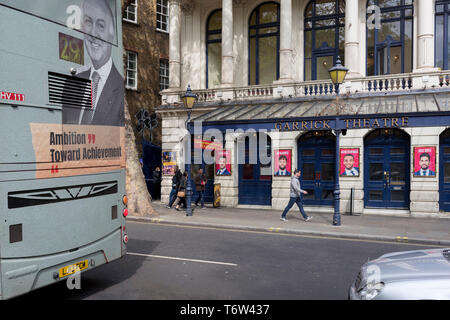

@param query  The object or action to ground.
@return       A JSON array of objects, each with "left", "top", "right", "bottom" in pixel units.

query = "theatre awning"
[{"left": 190, "top": 89, "right": 450, "bottom": 133}]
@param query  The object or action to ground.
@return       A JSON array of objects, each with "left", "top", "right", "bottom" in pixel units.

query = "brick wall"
[{"left": 122, "top": 0, "right": 169, "bottom": 154}]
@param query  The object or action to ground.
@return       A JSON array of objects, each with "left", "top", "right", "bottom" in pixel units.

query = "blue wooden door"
[
  {"left": 238, "top": 135, "right": 272, "bottom": 205},
  {"left": 364, "top": 130, "right": 410, "bottom": 209},
  {"left": 439, "top": 130, "right": 450, "bottom": 211},
  {"left": 298, "top": 132, "right": 335, "bottom": 206}
]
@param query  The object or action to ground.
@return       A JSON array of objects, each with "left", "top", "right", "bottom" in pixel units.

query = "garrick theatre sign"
[
  {"left": 196, "top": 111, "right": 450, "bottom": 133},
  {"left": 191, "top": 90, "right": 450, "bottom": 133},
  {"left": 274, "top": 116, "right": 410, "bottom": 131}
]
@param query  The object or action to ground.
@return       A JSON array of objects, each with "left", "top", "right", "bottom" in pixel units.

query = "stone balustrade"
[{"left": 161, "top": 71, "right": 450, "bottom": 105}]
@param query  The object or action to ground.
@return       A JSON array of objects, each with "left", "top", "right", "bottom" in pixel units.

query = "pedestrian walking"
[
  {"left": 174, "top": 171, "right": 188, "bottom": 211},
  {"left": 280, "top": 169, "right": 313, "bottom": 222},
  {"left": 194, "top": 168, "right": 207, "bottom": 209},
  {"left": 166, "top": 166, "right": 181, "bottom": 208}
]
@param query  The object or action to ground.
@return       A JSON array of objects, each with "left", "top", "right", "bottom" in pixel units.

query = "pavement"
[{"left": 129, "top": 201, "right": 450, "bottom": 247}]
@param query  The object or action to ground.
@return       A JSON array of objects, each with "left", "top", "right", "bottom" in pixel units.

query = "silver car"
[{"left": 349, "top": 248, "right": 450, "bottom": 300}]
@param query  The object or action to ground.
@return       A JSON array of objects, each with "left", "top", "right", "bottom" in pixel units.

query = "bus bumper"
[{"left": 0, "top": 227, "right": 123, "bottom": 300}]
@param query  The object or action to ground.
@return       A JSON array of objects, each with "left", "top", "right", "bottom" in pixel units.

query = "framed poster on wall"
[
  {"left": 413, "top": 146, "right": 436, "bottom": 177},
  {"left": 215, "top": 149, "right": 232, "bottom": 176},
  {"left": 162, "top": 151, "right": 177, "bottom": 175},
  {"left": 274, "top": 149, "right": 292, "bottom": 176},
  {"left": 340, "top": 148, "right": 360, "bottom": 177}
]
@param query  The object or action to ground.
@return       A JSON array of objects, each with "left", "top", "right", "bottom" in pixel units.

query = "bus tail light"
[
  {"left": 123, "top": 195, "right": 128, "bottom": 206},
  {"left": 123, "top": 234, "right": 129, "bottom": 244},
  {"left": 123, "top": 208, "right": 128, "bottom": 217}
]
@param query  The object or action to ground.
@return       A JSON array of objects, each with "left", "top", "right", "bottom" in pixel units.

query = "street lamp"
[
  {"left": 328, "top": 56, "right": 348, "bottom": 226},
  {"left": 328, "top": 56, "right": 348, "bottom": 95},
  {"left": 182, "top": 84, "right": 197, "bottom": 216}
]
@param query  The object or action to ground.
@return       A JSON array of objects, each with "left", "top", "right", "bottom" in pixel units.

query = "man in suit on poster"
[
  {"left": 216, "top": 156, "right": 231, "bottom": 176},
  {"left": 63, "top": 0, "right": 124, "bottom": 127},
  {"left": 274, "top": 155, "right": 291, "bottom": 176},
  {"left": 414, "top": 152, "right": 435, "bottom": 176}
]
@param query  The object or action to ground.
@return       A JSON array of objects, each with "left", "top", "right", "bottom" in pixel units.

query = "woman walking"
[{"left": 174, "top": 171, "right": 188, "bottom": 211}]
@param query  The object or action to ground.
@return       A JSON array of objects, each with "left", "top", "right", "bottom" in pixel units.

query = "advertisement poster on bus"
[
  {"left": 413, "top": 146, "right": 436, "bottom": 177},
  {"left": 26, "top": 0, "right": 125, "bottom": 179},
  {"left": 30, "top": 124, "right": 125, "bottom": 179},
  {"left": 274, "top": 149, "right": 292, "bottom": 176},
  {"left": 215, "top": 150, "right": 232, "bottom": 176},
  {"left": 340, "top": 148, "right": 360, "bottom": 177},
  {"left": 162, "top": 151, "right": 177, "bottom": 175}
]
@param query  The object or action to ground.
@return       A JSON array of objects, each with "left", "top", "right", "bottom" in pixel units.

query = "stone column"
[
  {"left": 416, "top": 0, "right": 436, "bottom": 71},
  {"left": 169, "top": 0, "right": 181, "bottom": 89},
  {"left": 221, "top": 0, "right": 234, "bottom": 87},
  {"left": 344, "top": 0, "right": 361, "bottom": 78},
  {"left": 278, "top": 0, "right": 293, "bottom": 82}
]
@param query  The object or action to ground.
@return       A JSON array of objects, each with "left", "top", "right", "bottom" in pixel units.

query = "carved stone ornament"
[
  {"left": 181, "top": 0, "right": 195, "bottom": 15},
  {"left": 233, "top": 0, "right": 247, "bottom": 8}
]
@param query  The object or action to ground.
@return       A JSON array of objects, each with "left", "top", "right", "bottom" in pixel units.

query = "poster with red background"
[
  {"left": 215, "top": 150, "right": 232, "bottom": 176},
  {"left": 413, "top": 146, "right": 436, "bottom": 176},
  {"left": 274, "top": 149, "right": 292, "bottom": 176},
  {"left": 340, "top": 148, "right": 360, "bottom": 176}
]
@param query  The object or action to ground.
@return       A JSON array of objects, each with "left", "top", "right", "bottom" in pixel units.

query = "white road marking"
[{"left": 127, "top": 252, "right": 238, "bottom": 267}]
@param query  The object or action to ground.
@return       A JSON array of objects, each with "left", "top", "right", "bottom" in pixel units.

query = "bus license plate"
[{"left": 59, "top": 260, "right": 89, "bottom": 278}]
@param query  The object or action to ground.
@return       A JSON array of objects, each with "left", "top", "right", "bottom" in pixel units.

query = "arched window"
[
  {"left": 206, "top": 9, "right": 222, "bottom": 89},
  {"left": 249, "top": 2, "right": 280, "bottom": 85},
  {"left": 366, "top": 0, "right": 413, "bottom": 76},
  {"left": 304, "top": 0, "right": 345, "bottom": 81},
  {"left": 436, "top": 0, "right": 450, "bottom": 70}
]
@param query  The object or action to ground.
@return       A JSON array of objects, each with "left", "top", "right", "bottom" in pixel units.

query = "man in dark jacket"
[
  {"left": 194, "top": 168, "right": 207, "bottom": 209},
  {"left": 166, "top": 166, "right": 182, "bottom": 208},
  {"left": 152, "top": 167, "right": 162, "bottom": 199}
]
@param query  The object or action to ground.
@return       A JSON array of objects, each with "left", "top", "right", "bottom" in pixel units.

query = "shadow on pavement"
[{"left": 13, "top": 239, "right": 160, "bottom": 300}]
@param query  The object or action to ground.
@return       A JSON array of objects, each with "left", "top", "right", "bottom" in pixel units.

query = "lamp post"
[
  {"left": 182, "top": 84, "right": 197, "bottom": 216},
  {"left": 328, "top": 56, "right": 348, "bottom": 226}
]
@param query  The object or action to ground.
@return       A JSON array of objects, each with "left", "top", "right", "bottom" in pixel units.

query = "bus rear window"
[{"left": 0, "top": 0, "right": 118, "bottom": 45}]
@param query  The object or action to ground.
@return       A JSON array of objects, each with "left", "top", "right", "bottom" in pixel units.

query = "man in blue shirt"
[{"left": 341, "top": 154, "right": 359, "bottom": 176}]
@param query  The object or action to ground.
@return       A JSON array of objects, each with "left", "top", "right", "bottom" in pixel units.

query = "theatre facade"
[{"left": 157, "top": 0, "right": 450, "bottom": 217}]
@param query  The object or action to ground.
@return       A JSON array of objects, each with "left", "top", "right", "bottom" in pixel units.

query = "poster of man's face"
[
  {"left": 340, "top": 148, "right": 360, "bottom": 177},
  {"left": 215, "top": 150, "right": 231, "bottom": 176},
  {"left": 82, "top": 0, "right": 115, "bottom": 70},
  {"left": 274, "top": 150, "right": 292, "bottom": 176},
  {"left": 414, "top": 147, "right": 436, "bottom": 177},
  {"left": 62, "top": 0, "right": 124, "bottom": 127}
]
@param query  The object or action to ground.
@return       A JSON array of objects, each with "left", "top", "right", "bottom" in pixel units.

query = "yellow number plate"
[{"left": 59, "top": 260, "right": 89, "bottom": 278}]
